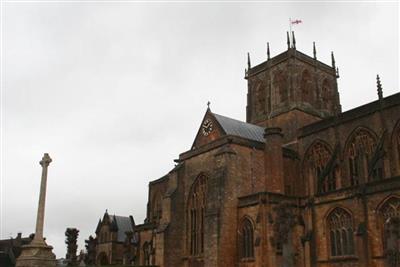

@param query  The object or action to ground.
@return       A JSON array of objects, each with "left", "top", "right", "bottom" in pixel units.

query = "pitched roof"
[
  {"left": 213, "top": 113, "right": 265, "bottom": 143},
  {"left": 110, "top": 215, "right": 134, "bottom": 242}
]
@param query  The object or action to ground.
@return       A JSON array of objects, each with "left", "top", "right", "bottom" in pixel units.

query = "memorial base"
[{"left": 15, "top": 241, "right": 56, "bottom": 267}]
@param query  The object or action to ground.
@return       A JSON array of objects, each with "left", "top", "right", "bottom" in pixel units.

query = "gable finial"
[
  {"left": 313, "top": 42, "right": 317, "bottom": 59},
  {"left": 331, "top": 51, "right": 336, "bottom": 69},
  {"left": 207, "top": 101, "right": 211, "bottom": 109},
  {"left": 336, "top": 67, "right": 340, "bottom": 78},
  {"left": 286, "top": 31, "right": 290, "bottom": 49},
  {"left": 377, "top": 74, "right": 383, "bottom": 100},
  {"left": 267, "top": 42, "right": 270, "bottom": 60},
  {"left": 292, "top": 31, "right": 296, "bottom": 49},
  {"left": 247, "top": 52, "right": 251, "bottom": 69}
]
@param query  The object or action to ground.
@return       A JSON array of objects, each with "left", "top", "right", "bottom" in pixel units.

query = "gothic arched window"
[
  {"left": 300, "top": 69, "right": 313, "bottom": 103},
  {"left": 255, "top": 81, "right": 265, "bottom": 115},
  {"left": 239, "top": 218, "right": 254, "bottom": 259},
  {"left": 380, "top": 197, "right": 400, "bottom": 223},
  {"left": 379, "top": 197, "right": 400, "bottom": 264},
  {"left": 327, "top": 208, "right": 355, "bottom": 257},
  {"left": 321, "top": 79, "right": 331, "bottom": 110},
  {"left": 188, "top": 175, "right": 207, "bottom": 256},
  {"left": 346, "top": 128, "right": 377, "bottom": 186},
  {"left": 304, "top": 141, "right": 336, "bottom": 194},
  {"left": 273, "top": 70, "right": 288, "bottom": 104}
]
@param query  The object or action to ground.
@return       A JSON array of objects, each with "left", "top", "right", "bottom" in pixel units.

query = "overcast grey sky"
[{"left": 1, "top": 1, "right": 399, "bottom": 258}]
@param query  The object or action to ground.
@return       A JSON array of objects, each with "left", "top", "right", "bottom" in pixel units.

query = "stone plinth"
[{"left": 15, "top": 242, "right": 56, "bottom": 267}]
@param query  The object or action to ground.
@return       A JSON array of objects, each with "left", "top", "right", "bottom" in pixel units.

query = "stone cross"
[
  {"left": 33, "top": 153, "right": 52, "bottom": 245},
  {"left": 15, "top": 153, "right": 56, "bottom": 267}
]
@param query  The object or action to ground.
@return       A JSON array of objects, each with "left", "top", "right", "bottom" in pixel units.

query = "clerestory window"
[
  {"left": 347, "top": 128, "right": 377, "bottom": 185},
  {"left": 304, "top": 141, "right": 336, "bottom": 194}
]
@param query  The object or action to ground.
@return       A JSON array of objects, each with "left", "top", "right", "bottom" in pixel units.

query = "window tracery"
[
  {"left": 305, "top": 141, "right": 336, "bottom": 194},
  {"left": 379, "top": 197, "right": 400, "bottom": 265},
  {"left": 239, "top": 218, "right": 254, "bottom": 259},
  {"left": 327, "top": 208, "right": 354, "bottom": 257},
  {"left": 188, "top": 175, "right": 207, "bottom": 256},
  {"left": 347, "top": 128, "right": 376, "bottom": 186},
  {"left": 380, "top": 197, "right": 400, "bottom": 221}
]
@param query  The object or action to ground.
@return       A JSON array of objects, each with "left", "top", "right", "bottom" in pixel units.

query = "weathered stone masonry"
[{"left": 111, "top": 33, "right": 400, "bottom": 267}]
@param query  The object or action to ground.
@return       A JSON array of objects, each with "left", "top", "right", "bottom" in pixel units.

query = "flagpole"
[{"left": 289, "top": 18, "right": 292, "bottom": 44}]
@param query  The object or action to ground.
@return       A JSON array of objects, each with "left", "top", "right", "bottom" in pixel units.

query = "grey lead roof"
[
  {"left": 213, "top": 113, "right": 265, "bottom": 143},
  {"left": 111, "top": 216, "right": 134, "bottom": 242}
]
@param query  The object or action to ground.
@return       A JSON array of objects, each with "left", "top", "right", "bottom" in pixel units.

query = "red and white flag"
[{"left": 291, "top": 19, "right": 302, "bottom": 25}]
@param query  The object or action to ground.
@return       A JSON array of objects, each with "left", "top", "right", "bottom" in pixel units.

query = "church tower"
[{"left": 245, "top": 32, "right": 341, "bottom": 141}]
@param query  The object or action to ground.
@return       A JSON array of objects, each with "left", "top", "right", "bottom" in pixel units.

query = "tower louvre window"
[
  {"left": 300, "top": 69, "right": 313, "bottom": 103},
  {"left": 321, "top": 79, "right": 332, "bottom": 109}
]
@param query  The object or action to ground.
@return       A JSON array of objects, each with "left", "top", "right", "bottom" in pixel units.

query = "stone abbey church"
[{"left": 92, "top": 33, "right": 400, "bottom": 267}]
